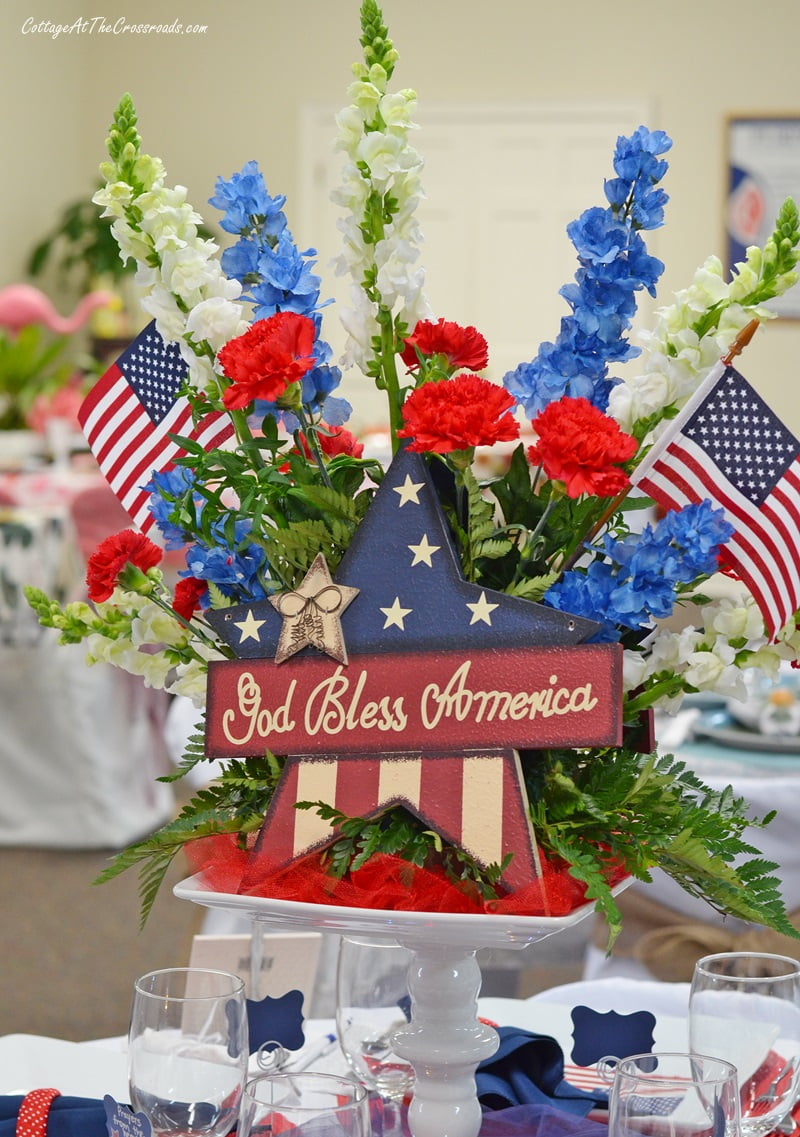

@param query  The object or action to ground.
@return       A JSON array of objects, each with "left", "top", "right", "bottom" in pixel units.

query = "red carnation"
[
  {"left": 397, "top": 373, "right": 520, "bottom": 454},
  {"left": 401, "top": 318, "right": 489, "bottom": 372},
  {"left": 288, "top": 425, "right": 365, "bottom": 471},
  {"left": 172, "top": 576, "right": 207, "bottom": 621},
  {"left": 86, "top": 530, "right": 163, "bottom": 603},
  {"left": 316, "top": 425, "right": 364, "bottom": 459},
  {"left": 527, "top": 397, "right": 637, "bottom": 498},
  {"left": 218, "top": 312, "right": 316, "bottom": 410}
]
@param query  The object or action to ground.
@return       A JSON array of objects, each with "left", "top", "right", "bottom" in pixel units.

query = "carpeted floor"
[
  {"left": 0, "top": 844, "right": 202, "bottom": 1041},
  {"left": 0, "top": 844, "right": 589, "bottom": 1043}
]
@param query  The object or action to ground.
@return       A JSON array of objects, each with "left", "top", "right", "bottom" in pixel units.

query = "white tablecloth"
[{"left": 0, "top": 464, "right": 174, "bottom": 849}]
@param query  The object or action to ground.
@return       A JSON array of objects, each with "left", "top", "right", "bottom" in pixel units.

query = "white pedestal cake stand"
[{"left": 174, "top": 874, "right": 627, "bottom": 1137}]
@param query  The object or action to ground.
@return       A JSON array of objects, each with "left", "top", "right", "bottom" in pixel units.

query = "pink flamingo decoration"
[{"left": 0, "top": 283, "right": 114, "bottom": 335}]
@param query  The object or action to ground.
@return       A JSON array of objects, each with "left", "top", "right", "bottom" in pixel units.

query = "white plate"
[
  {"left": 0, "top": 1033, "right": 129, "bottom": 1099},
  {"left": 174, "top": 874, "right": 632, "bottom": 950},
  {"left": 693, "top": 709, "right": 800, "bottom": 755}
]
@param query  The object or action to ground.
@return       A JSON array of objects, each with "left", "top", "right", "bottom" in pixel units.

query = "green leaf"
[
  {"left": 158, "top": 727, "right": 208, "bottom": 784},
  {"left": 506, "top": 572, "right": 560, "bottom": 601},
  {"left": 287, "top": 485, "right": 360, "bottom": 523},
  {"left": 474, "top": 537, "right": 514, "bottom": 561},
  {"left": 94, "top": 753, "right": 283, "bottom": 926},
  {"left": 530, "top": 747, "right": 800, "bottom": 949},
  {"left": 304, "top": 800, "right": 506, "bottom": 898}
]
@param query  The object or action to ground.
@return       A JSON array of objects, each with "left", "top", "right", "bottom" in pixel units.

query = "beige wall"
[{"left": 3, "top": 0, "right": 800, "bottom": 424}]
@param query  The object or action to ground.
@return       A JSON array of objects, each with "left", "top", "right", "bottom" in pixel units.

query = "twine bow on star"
[
  {"left": 276, "top": 583, "right": 349, "bottom": 654},
  {"left": 269, "top": 552, "right": 360, "bottom": 665}
]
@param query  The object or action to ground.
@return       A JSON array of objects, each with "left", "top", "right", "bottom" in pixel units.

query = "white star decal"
[
  {"left": 466, "top": 590, "right": 499, "bottom": 626},
  {"left": 233, "top": 609, "right": 266, "bottom": 644},
  {"left": 393, "top": 475, "right": 425, "bottom": 507},
  {"left": 380, "top": 597, "right": 412, "bottom": 630},
  {"left": 408, "top": 533, "right": 440, "bottom": 567}
]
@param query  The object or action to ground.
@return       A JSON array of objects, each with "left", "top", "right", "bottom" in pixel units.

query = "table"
[
  {"left": 2, "top": 977, "right": 796, "bottom": 1137},
  {"left": 0, "top": 980, "right": 675, "bottom": 1114},
  {"left": 0, "top": 460, "right": 174, "bottom": 849}
]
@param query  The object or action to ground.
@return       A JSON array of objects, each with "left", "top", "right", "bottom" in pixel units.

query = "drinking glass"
[
  {"left": 128, "top": 967, "right": 249, "bottom": 1137},
  {"left": 608, "top": 1051, "right": 740, "bottom": 1137},
  {"left": 239, "top": 1072, "right": 370, "bottom": 1137},
  {"left": 689, "top": 952, "right": 800, "bottom": 1137},
  {"left": 336, "top": 936, "right": 415, "bottom": 1131}
]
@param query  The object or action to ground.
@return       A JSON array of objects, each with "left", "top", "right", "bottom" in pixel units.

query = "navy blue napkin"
[
  {"left": 476, "top": 1028, "right": 607, "bottom": 1116},
  {"left": 0, "top": 1096, "right": 108, "bottom": 1137}
]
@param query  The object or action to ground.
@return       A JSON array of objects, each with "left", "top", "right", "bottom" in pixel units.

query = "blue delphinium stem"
[
  {"left": 209, "top": 162, "right": 350, "bottom": 430},
  {"left": 503, "top": 126, "right": 672, "bottom": 419},
  {"left": 544, "top": 500, "right": 733, "bottom": 640}
]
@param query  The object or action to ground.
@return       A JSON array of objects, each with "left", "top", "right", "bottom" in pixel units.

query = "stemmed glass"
[
  {"left": 608, "top": 1051, "right": 741, "bottom": 1137},
  {"left": 336, "top": 936, "right": 415, "bottom": 1133},
  {"left": 128, "top": 967, "right": 249, "bottom": 1137},
  {"left": 689, "top": 952, "right": 800, "bottom": 1136},
  {"left": 239, "top": 1072, "right": 370, "bottom": 1137}
]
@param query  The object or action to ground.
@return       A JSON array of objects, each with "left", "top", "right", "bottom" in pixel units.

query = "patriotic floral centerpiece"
[{"left": 26, "top": 0, "right": 800, "bottom": 944}]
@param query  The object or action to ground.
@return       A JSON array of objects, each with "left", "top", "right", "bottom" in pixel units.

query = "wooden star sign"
[{"left": 203, "top": 447, "right": 623, "bottom": 896}]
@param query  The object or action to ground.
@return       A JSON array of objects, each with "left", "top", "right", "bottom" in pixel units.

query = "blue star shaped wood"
[
  {"left": 204, "top": 447, "right": 598, "bottom": 658},
  {"left": 202, "top": 446, "right": 623, "bottom": 894}
]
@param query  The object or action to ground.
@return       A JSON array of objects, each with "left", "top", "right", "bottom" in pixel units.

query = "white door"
[{"left": 299, "top": 101, "right": 654, "bottom": 431}]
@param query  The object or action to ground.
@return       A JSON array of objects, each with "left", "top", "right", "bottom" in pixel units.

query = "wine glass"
[
  {"left": 239, "top": 1072, "right": 369, "bottom": 1137},
  {"left": 336, "top": 936, "right": 415, "bottom": 1132},
  {"left": 608, "top": 1051, "right": 741, "bottom": 1137},
  {"left": 128, "top": 967, "right": 249, "bottom": 1137},
  {"left": 689, "top": 952, "right": 800, "bottom": 1136}
]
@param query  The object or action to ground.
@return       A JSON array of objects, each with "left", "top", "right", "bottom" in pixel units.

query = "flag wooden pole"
[{"left": 557, "top": 319, "right": 761, "bottom": 572}]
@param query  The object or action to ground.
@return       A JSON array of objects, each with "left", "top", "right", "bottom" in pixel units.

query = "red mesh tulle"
[{"left": 184, "top": 835, "right": 626, "bottom": 916}]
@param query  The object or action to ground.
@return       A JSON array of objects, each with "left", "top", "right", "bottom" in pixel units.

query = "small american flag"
[
  {"left": 630, "top": 361, "right": 800, "bottom": 639},
  {"left": 78, "top": 321, "right": 234, "bottom": 534}
]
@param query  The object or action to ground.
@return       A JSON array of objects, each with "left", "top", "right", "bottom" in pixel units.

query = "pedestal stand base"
[
  {"left": 393, "top": 942, "right": 496, "bottom": 1137},
  {"left": 174, "top": 875, "right": 627, "bottom": 1137}
]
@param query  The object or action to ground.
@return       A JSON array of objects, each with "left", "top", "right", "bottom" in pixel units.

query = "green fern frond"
[
  {"left": 93, "top": 807, "right": 242, "bottom": 929},
  {"left": 158, "top": 728, "right": 208, "bottom": 784},
  {"left": 506, "top": 572, "right": 560, "bottom": 601},
  {"left": 458, "top": 464, "right": 506, "bottom": 580},
  {"left": 474, "top": 537, "right": 514, "bottom": 560},
  {"left": 264, "top": 519, "right": 351, "bottom": 582},
  {"left": 94, "top": 752, "right": 284, "bottom": 927},
  {"left": 206, "top": 581, "right": 235, "bottom": 609},
  {"left": 288, "top": 485, "right": 360, "bottom": 523},
  {"left": 534, "top": 746, "right": 800, "bottom": 949}
]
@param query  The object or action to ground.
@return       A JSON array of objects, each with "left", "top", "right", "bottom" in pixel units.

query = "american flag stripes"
[
  {"left": 631, "top": 362, "right": 800, "bottom": 639},
  {"left": 243, "top": 748, "right": 541, "bottom": 892},
  {"left": 78, "top": 321, "right": 234, "bottom": 534}
]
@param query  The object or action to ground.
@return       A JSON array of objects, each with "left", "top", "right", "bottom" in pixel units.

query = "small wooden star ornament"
[{"left": 269, "top": 552, "right": 359, "bottom": 665}]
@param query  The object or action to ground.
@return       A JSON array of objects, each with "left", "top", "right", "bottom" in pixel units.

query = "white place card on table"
[{"left": 188, "top": 931, "right": 322, "bottom": 1001}]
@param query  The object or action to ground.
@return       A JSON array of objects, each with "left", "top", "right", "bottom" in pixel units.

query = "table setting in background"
[
  {"left": 658, "top": 666, "right": 800, "bottom": 771},
  {"left": 2, "top": 949, "right": 800, "bottom": 1137},
  {"left": 0, "top": 452, "right": 175, "bottom": 850}
]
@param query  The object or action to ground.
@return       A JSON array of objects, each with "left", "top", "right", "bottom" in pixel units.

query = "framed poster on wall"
[{"left": 726, "top": 115, "right": 800, "bottom": 319}]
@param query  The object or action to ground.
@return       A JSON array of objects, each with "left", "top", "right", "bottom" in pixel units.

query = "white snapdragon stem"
[
  {"left": 609, "top": 249, "right": 783, "bottom": 438},
  {"left": 93, "top": 119, "right": 248, "bottom": 393},
  {"left": 332, "top": 59, "right": 432, "bottom": 432}
]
